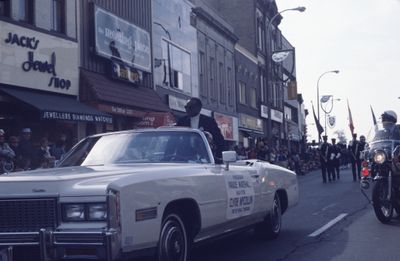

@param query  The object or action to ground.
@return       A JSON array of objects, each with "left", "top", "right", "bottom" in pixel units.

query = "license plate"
[{"left": 0, "top": 248, "right": 11, "bottom": 261}]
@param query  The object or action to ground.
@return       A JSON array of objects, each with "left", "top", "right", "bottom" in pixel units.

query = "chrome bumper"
[{"left": 0, "top": 229, "right": 118, "bottom": 261}]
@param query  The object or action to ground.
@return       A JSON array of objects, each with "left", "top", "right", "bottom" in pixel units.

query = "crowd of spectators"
[
  {"left": 233, "top": 140, "right": 341, "bottom": 175},
  {"left": 0, "top": 128, "right": 70, "bottom": 173}
]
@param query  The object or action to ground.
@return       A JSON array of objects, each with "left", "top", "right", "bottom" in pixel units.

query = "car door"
[{"left": 222, "top": 164, "right": 263, "bottom": 229}]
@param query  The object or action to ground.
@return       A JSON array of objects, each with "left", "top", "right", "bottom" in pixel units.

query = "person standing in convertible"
[{"left": 177, "top": 97, "right": 226, "bottom": 163}]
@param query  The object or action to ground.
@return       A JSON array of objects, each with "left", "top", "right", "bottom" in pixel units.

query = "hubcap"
[
  {"left": 160, "top": 218, "right": 186, "bottom": 261},
  {"left": 271, "top": 198, "right": 281, "bottom": 232}
]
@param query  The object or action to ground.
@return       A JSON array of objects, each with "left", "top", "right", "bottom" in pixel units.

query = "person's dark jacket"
[{"left": 177, "top": 114, "right": 226, "bottom": 161}]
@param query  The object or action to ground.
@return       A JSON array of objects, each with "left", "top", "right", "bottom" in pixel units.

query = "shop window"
[
  {"left": 0, "top": 0, "right": 10, "bottom": 17},
  {"left": 52, "top": 0, "right": 66, "bottom": 33},
  {"left": 162, "top": 39, "right": 191, "bottom": 94},
  {"left": 239, "top": 81, "right": 246, "bottom": 105},
  {"left": 18, "top": 0, "right": 34, "bottom": 24}
]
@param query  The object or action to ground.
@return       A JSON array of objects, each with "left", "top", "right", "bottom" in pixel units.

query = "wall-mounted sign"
[
  {"left": 261, "top": 105, "right": 269, "bottom": 119},
  {"left": 110, "top": 61, "right": 142, "bottom": 84},
  {"left": 41, "top": 111, "right": 112, "bottom": 124},
  {"left": 214, "top": 112, "right": 238, "bottom": 141},
  {"left": 94, "top": 5, "right": 151, "bottom": 72},
  {"left": 0, "top": 21, "right": 78, "bottom": 95},
  {"left": 239, "top": 113, "right": 263, "bottom": 132},
  {"left": 271, "top": 109, "right": 283, "bottom": 123}
]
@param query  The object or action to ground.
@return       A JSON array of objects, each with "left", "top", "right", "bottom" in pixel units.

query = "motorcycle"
[
  {"left": 360, "top": 122, "right": 400, "bottom": 223},
  {"left": 0, "top": 156, "right": 14, "bottom": 174}
]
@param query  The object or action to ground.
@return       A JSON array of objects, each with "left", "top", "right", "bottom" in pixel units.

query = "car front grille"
[{"left": 0, "top": 198, "right": 57, "bottom": 232}]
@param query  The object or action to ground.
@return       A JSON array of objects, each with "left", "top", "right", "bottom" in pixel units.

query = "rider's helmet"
[{"left": 381, "top": 110, "right": 397, "bottom": 124}]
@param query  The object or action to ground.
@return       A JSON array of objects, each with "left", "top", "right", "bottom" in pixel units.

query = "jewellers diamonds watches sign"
[
  {"left": 94, "top": 5, "right": 151, "bottom": 72},
  {"left": 0, "top": 21, "right": 79, "bottom": 95}
]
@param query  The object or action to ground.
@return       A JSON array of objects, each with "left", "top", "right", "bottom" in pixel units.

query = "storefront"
[
  {"left": 79, "top": 3, "right": 172, "bottom": 132},
  {"left": 0, "top": 20, "right": 111, "bottom": 145},
  {"left": 238, "top": 113, "right": 264, "bottom": 148}
]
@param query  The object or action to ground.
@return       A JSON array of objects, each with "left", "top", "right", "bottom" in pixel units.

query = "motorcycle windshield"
[{"left": 367, "top": 123, "right": 400, "bottom": 143}]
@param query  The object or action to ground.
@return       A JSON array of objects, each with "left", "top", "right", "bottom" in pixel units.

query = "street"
[{"left": 138, "top": 168, "right": 400, "bottom": 261}]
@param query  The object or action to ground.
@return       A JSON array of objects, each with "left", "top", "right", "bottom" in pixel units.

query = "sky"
[{"left": 277, "top": 0, "right": 400, "bottom": 143}]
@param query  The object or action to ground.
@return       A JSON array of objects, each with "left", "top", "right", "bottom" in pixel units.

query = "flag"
[
  {"left": 312, "top": 103, "right": 324, "bottom": 136},
  {"left": 347, "top": 100, "right": 355, "bottom": 135},
  {"left": 370, "top": 105, "right": 377, "bottom": 125}
]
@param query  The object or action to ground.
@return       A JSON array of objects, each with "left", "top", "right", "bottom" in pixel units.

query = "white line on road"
[
  {"left": 312, "top": 203, "right": 337, "bottom": 215},
  {"left": 308, "top": 213, "right": 348, "bottom": 237}
]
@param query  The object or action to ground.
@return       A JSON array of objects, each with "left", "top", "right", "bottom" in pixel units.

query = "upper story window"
[
  {"left": 227, "top": 67, "right": 234, "bottom": 106},
  {"left": 219, "top": 62, "right": 226, "bottom": 104},
  {"left": 256, "top": 9, "right": 264, "bottom": 51},
  {"left": 162, "top": 39, "right": 192, "bottom": 94},
  {"left": 239, "top": 81, "right": 246, "bottom": 105},
  {"left": 0, "top": 0, "right": 10, "bottom": 17},
  {"left": 199, "top": 51, "right": 207, "bottom": 97},
  {"left": 52, "top": 0, "right": 66, "bottom": 33},
  {"left": 18, "top": 0, "right": 34, "bottom": 24},
  {"left": 250, "top": 87, "right": 257, "bottom": 108}
]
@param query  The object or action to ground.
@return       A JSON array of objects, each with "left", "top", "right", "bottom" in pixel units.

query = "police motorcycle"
[{"left": 360, "top": 120, "right": 400, "bottom": 223}]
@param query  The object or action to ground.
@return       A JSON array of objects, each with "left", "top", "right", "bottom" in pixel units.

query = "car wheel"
[
  {"left": 255, "top": 194, "right": 282, "bottom": 240},
  {"left": 157, "top": 212, "right": 189, "bottom": 261}
]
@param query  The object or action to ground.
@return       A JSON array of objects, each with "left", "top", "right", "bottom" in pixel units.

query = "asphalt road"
[{"left": 137, "top": 167, "right": 400, "bottom": 261}]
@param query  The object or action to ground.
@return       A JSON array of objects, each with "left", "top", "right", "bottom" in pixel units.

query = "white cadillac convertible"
[{"left": 0, "top": 128, "right": 298, "bottom": 261}]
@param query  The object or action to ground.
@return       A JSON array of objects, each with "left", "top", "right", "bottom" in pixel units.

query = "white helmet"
[{"left": 382, "top": 110, "right": 397, "bottom": 123}]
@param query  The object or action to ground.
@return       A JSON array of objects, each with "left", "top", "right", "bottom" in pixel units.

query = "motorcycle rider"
[
  {"left": 329, "top": 138, "right": 341, "bottom": 180},
  {"left": 319, "top": 135, "right": 332, "bottom": 183}
]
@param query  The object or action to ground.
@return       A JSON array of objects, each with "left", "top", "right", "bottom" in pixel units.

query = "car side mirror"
[{"left": 222, "top": 151, "right": 237, "bottom": 170}]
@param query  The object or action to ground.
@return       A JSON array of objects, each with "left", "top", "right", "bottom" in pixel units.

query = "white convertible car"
[{"left": 0, "top": 128, "right": 298, "bottom": 261}]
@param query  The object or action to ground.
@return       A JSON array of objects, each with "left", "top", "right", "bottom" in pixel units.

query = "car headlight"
[
  {"left": 373, "top": 151, "right": 386, "bottom": 164},
  {"left": 63, "top": 204, "right": 85, "bottom": 221},
  {"left": 88, "top": 203, "right": 107, "bottom": 221},
  {"left": 62, "top": 203, "right": 107, "bottom": 222}
]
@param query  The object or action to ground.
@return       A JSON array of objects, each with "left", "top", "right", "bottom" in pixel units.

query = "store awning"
[
  {"left": 0, "top": 86, "right": 113, "bottom": 124},
  {"left": 80, "top": 69, "right": 170, "bottom": 112}
]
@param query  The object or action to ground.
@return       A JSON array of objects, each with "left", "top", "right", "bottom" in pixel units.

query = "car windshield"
[{"left": 58, "top": 131, "right": 211, "bottom": 167}]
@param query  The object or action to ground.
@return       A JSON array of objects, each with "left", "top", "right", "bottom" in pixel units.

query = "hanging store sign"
[
  {"left": 214, "top": 112, "right": 238, "bottom": 141},
  {"left": 0, "top": 21, "right": 79, "bottom": 95},
  {"left": 94, "top": 5, "right": 151, "bottom": 72}
]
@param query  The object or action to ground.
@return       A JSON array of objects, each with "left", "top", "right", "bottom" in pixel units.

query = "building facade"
[
  {"left": 189, "top": 0, "right": 239, "bottom": 147},
  {"left": 0, "top": 0, "right": 110, "bottom": 145},
  {"left": 79, "top": 0, "right": 172, "bottom": 137},
  {"left": 152, "top": 0, "right": 199, "bottom": 120},
  {"left": 195, "top": 0, "right": 295, "bottom": 149}
]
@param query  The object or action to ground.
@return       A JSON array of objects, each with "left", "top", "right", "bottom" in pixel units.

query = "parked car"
[{"left": 0, "top": 128, "right": 299, "bottom": 261}]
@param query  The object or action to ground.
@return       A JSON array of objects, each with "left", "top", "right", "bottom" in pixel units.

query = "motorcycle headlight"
[
  {"left": 88, "top": 203, "right": 107, "bottom": 221},
  {"left": 373, "top": 151, "right": 386, "bottom": 164},
  {"left": 63, "top": 204, "right": 85, "bottom": 221}
]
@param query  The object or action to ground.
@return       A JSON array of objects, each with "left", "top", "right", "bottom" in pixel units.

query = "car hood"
[{"left": 0, "top": 164, "right": 206, "bottom": 197}]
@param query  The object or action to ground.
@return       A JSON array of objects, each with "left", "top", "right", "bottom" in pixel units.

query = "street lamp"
[
  {"left": 265, "top": 6, "right": 306, "bottom": 144},
  {"left": 316, "top": 70, "right": 339, "bottom": 141},
  {"left": 320, "top": 95, "right": 341, "bottom": 136}
]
